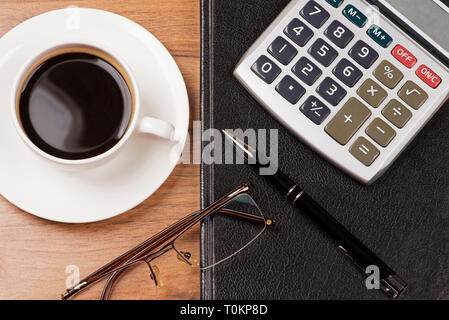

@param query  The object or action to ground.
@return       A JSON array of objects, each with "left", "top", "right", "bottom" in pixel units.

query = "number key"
[
  {"left": 284, "top": 18, "right": 314, "bottom": 47},
  {"left": 309, "top": 38, "right": 338, "bottom": 67},
  {"left": 316, "top": 77, "right": 347, "bottom": 106},
  {"left": 251, "top": 55, "right": 281, "bottom": 84},
  {"left": 292, "top": 56, "right": 322, "bottom": 86},
  {"left": 300, "top": 0, "right": 330, "bottom": 29},
  {"left": 349, "top": 40, "right": 379, "bottom": 69},
  {"left": 324, "top": 20, "right": 354, "bottom": 49},
  {"left": 268, "top": 36, "right": 298, "bottom": 65},
  {"left": 333, "top": 58, "right": 363, "bottom": 87}
]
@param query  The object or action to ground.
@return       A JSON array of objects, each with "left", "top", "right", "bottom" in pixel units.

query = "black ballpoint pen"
[{"left": 222, "top": 129, "right": 407, "bottom": 298}]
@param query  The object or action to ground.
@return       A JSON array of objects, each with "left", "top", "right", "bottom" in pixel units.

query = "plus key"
[{"left": 325, "top": 97, "right": 371, "bottom": 145}]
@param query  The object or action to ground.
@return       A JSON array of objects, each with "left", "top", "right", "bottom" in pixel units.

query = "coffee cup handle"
[{"left": 138, "top": 117, "right": 179, "bottom": 142}]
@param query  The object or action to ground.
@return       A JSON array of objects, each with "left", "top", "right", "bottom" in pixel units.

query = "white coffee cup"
[{"left": 10, "top": 40, "right": 181, "bottom": 170}]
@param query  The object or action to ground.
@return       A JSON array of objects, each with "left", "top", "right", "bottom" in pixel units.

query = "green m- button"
[{"left": 342, "top": 4, "right": 367, "bottom": 27}]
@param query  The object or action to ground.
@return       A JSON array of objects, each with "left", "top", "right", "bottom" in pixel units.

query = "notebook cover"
[{"left": 200, "top": 0, "right": 449, "bottom": 299}]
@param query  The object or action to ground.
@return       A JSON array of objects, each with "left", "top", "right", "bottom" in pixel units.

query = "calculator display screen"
[{"left": 384, "top": 0, "right": 449, "bottom": 53}]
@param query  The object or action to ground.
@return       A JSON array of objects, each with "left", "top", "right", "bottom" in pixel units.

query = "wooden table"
[{"left": 0, "top": 0, "right": 200, "bottom": 300}]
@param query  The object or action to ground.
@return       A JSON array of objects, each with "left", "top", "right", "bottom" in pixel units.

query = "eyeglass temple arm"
[{"left": 61, "top": 183, "right": 253, "bottom": 300}]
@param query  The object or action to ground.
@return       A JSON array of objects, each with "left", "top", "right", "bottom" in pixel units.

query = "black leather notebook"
[{"left": 200, "top": 0, "right": 449, "bottom": 299}]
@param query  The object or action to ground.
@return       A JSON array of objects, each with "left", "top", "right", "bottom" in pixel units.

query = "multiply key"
[{"left": 357, "top": 78, "right": 387, "bottom": 108}]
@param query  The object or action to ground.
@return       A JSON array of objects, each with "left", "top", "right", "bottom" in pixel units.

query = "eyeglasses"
[{"left": 61, "top": 183, "right": 275, "bottom": 300}]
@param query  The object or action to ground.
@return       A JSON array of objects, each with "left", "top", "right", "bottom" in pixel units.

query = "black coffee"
[{"left": 19, "top": 52, "right": 133, "bottom": 160}]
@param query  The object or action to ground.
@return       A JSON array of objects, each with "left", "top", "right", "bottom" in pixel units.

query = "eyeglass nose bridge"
[
  {"left": 175, "top": 249, "right": 192, "bottom": 265},
  {"left": 142, "top": 243, "right": 175, "bottom": 287}
]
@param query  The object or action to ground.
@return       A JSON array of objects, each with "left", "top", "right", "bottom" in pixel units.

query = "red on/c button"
[
  {"left": 391, "top": 45, "right": 417, "bottom": 68},
  {"left": 416, "top": 65, "right": 441, "bottom": 88}
]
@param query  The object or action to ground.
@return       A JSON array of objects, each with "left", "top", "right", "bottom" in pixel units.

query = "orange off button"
[
  {"left": 416, "top": 64, "right": 441, "bottom": 88},
  {"left": 391, "top": 44, "right": 416, "bottom": 68}
]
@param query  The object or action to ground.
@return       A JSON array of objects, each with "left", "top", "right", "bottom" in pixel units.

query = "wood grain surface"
[{"left": 0, "top": 0, "right": 200, "bottom": 300}]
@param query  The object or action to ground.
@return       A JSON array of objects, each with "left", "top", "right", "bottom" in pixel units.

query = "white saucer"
[{"left": 0, "top": 9, "right": 189, "bottom": 223}]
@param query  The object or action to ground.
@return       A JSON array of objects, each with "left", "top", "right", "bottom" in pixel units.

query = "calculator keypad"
[
  {"left": 309, "top": 38, "right": 338, "bottom": 67},
  {"left": 324, "top": 20, "right": 354, "bottom": 49},
  {"left": 300, "top": 1, "right": 330, "bottom": 29},
  {"left": 236, "top": 0, "right": 448, "bottom": 182}
]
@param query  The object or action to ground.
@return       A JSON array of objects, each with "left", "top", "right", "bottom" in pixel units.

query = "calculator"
[{"left": 234, "top": 0, "right": 449, "bottom": 183}]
